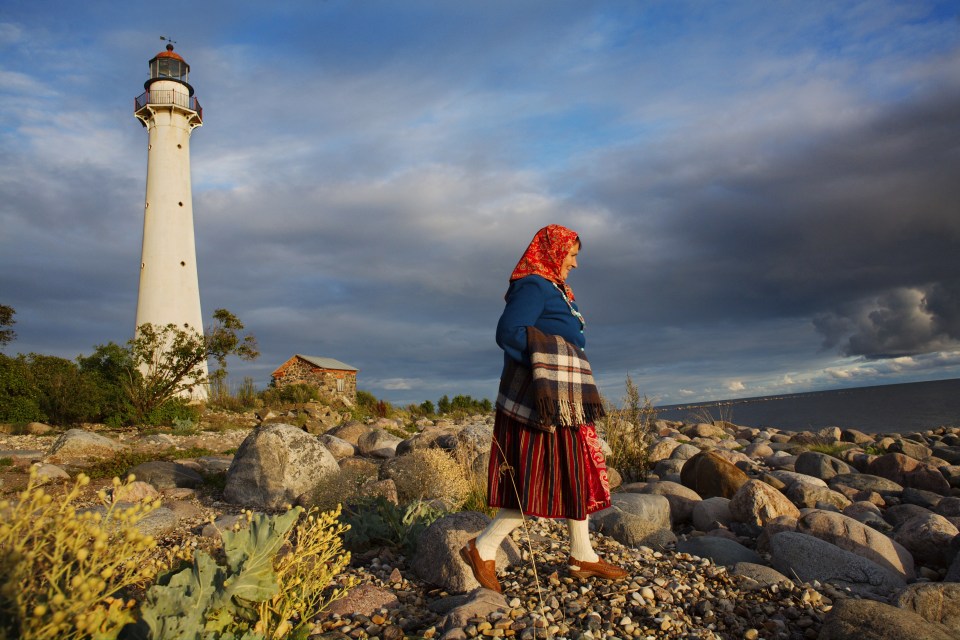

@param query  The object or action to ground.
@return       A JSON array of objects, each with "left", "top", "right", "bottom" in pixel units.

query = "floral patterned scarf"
[{"left": 509, "top": 224, "right": 579, "bottom": 300}]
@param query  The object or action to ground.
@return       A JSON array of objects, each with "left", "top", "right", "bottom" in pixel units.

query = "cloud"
[{"left": 814, "top": 281, "right": 960, "bottom": 358}]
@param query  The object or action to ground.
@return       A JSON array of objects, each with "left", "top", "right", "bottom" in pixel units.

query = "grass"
[
  {"left": 0, "top": 457, "right": 13, "bottom": 467},
  {"left": 803, "top": 442, "right": 857, "bottom": 457},
  {"left": 599, "top": 376, "right": 658, "bottom": 483}
]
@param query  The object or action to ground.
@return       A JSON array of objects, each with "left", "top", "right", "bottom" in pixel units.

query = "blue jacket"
[{"left": 496, "top": 275, "right": 586, "bottom": 367}]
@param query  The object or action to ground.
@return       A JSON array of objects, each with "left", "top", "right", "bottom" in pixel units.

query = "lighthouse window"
[{"left": 180, "top": 261, "right": 186, "bottom": 266}]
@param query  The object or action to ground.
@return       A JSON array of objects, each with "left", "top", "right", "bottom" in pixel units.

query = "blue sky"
[{"left": 2, "top": 1, "right": 959, "bottom": 407}]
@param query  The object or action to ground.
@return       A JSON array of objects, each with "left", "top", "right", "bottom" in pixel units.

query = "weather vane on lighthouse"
[{"left": 133, "top": 41, "right": 208, "bottom": 399}]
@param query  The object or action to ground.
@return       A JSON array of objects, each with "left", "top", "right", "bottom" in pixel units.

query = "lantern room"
[{"left": 145, "top": 44, "right": 194, "bottom": 96}]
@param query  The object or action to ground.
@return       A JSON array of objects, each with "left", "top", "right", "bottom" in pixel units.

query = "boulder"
[
  {"left": 45, "top": 429, "right": 127, "bottom": 463},
  {"left": 893, "top": 513, "right": 959, "bottom": 568},
  {"left": 794, "top": 451, "right": 855, "bottom": 481},
  {"left": 112, "top": 480, "right": 160, "bottom": 503},
  {"left": 888, "top": 438, "right": 933, "bottom": 461},
  {"left": 868, "top": 453, "right": 951, "bottom": 494},
  {"left": 325, "top": 421, "right": 374, "bottom": 446},
  {"left": 647, "top": 438, "right": 682, "bottom": 463},
  {"left": 896, "top": 583, "right": 960, "bottom": 634},
  {"left": 639, "top": 481, "right": 701, "bottom": 525},
  {"left": 818, "top": 598, "right": 953, "bottom": 640},
  {"left": 357, "top": 429, "right": 403, "bottom": 458},
  {"left": 901, "top": 487, "right": 943, "bottom": 510},
  {"left": 828, "top": 472, "right": 903, "bottom": 496},
  {"left": 795, "top": 510, "right": 915, "bottom": 580},
  {"left": 769, "top": 470, "right": 828, "bottom": 488},
  {"left": 325, "top": 584, "right": 401, "bottom": 618},
  {"left": 885, "top": 503, "right": 933, "bottom": 527},
  {"left": 840, "top": 429, "right": 875, "bottom": 445},
  {"left": 669, "top": 443, "right": 703, "bottom": 461},
  {"left": 675, "top": 536, "right": 761, "bottom": 566},
  {"left": 680, "top": 451, "right": 749, "bottom": 499},
  {"left": 842, "top": 501, "right": 892, "bottom": 533},
  {"left": 730, "top": 562, "right": 792, "bottom": 588},
  {"left": 680, "top": 423, "right": 728, "bottom": 440},
  {"left": 592, "top": 493, "right": 672, "bottom": 548},
  {"left": 31, "top": 463, "right": 69, "bottom": 484},
  {"left": 223, "top": 423, "right": 339, "bottom": 509},
  {"left": 935, "top": 496, "right": 960, "bottom": 518},
  {"left": 742, "top": 442, "right": 774, "bottom": 459},
  {"left": 319, "top": 434, "right": 356, "bottom": 459},
  {"left": 769, "top": 532, "right": 906, "bottom": 599},
  {"left": 128, "top": 461, "right": 204, "bottom": 489},
  {"left": 396, "top": 429, "right": 459, "bottom": 456},
  {"left": 729, "top": 480, "right": 800, "bottom": 526},
  {"left": 653, "top": 458, "right": 685, "bottom": 479},
  {"left": 409, "top": 511, "right": 521, "bottom": 593},
  {"left": 692, "top": 497, "right": 733, "bottom": 532},
  {"left": 784, "top": 482, "right": 851, "bottom": 510},
  {"left": 26, "top": 421, "right": 54, "bottom": 435}
]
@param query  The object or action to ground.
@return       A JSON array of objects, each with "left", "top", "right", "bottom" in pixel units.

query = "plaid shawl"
[{"left": 496, "top": 326, "right": 605, "bottom": 432}]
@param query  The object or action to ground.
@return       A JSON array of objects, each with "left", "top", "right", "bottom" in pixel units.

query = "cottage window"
[{"left": 337, "top": 378, "right": 345, "bottom": 392}]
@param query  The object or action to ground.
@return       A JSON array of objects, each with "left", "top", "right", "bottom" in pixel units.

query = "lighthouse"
[{"left": 133, "top": 43, "right": 208, "bottom": 399}]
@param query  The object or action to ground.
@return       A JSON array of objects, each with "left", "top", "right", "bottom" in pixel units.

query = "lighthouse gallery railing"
[{"left": 134, "top": 90, "right": 203, "bottom": 120}]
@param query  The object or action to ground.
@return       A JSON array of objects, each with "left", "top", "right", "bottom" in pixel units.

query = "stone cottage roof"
[{"left": 272, "top": 355, "right": 358, "bottom": 376}]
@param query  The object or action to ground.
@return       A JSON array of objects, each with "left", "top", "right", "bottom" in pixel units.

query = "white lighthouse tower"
[{"left": 133, "top": 42, "right": 208, "bottom": 399}]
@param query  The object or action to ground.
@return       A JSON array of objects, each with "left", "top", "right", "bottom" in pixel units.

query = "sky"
[{"left": 2, "top": 1, "right": 959, "bottom": 408}]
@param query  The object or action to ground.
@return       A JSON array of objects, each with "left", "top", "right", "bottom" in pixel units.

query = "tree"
[
  {"left": 0, "top": 304, "right": 15, "bottom": 348},
  {"left": 437, "top": 394, "right": 451, "bottom": 414},
  {"left": 24, "top": 354, "right": 102, "bottom": 425},
  {"left": 125, "top": 309, "right": 259, "bottom": 424}
]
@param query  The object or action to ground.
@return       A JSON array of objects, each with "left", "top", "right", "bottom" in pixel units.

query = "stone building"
[{"left": 270, "top": 355, "right": 358, "bottom": 401}]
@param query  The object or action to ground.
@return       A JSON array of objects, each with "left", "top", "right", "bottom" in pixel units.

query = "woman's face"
[{"left": 560, "top": 242, "right": 579, "bottom": 280}]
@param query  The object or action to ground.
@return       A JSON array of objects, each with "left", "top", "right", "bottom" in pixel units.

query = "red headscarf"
[{"left": 509, "top": 224, "right": 580, "bottom": 300}]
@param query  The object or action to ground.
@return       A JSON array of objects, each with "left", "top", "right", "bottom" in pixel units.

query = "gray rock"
[
  {"left": 946, "top": 549, "right": 960, "bottom": 581},
  {"left": 840, "top": 429, "right": 875, "bottom": 445},
  {"left": 901, "top": 486, "right": 943, "bottom": 510},
  {"left": 784, "top": 481, "right": 851, "bottom": 510},
  {"left": 676, "top": 536, "right": 761, "bottom": 566},
  {"left": 26, "top": 422, "right": 54, "bottom": 435},
  {"left": 842, "top": 501, "right": 892, "bottom": 532},
  {"left": 223, "top": 423, "right": 339, "bottom": 509},
  {"left": 112, "top": 480, "right": 160, "bottom": 503},
  {"left": 433, "top": 589, "right": 509, "bottom": 634},
  {"left": 639, "top": 480, "right": 701, "bottom": 525},
  {"left": 729, "top": 479, "right": 800, "bottom": 526},
  {"left": 794, "top": 451, "right": 855, "bottom": 480},
  {"left": 885, "top": 503, "right": 934, "bottom": 527},
  {"left": 410, "top": 511, "right": 521, "bottom": 593},
  {"left": 936, "top": 496, "right": 960, "bottom": 518},
  {"left": 31, "top": 463, "right": 69, "bottom": 484},
  {"left": 592, "top": 493, "right": 672, "bottom": 548},
  {"left": 128, "top": 460, "right": 204, "bottom": 489},
  {"left": 133, "top": 507, "right": 179, "bottom": 538},
  {"left": 795, "top": 509, "right": 915, "bottom": 580},
  {"left": 325, "top": 421, "right": 374, "bottom": 446},
  {"left": 769, "top": 470, "right": 828, "bottom": 488},
  {"left": 680, "top": 451, "right": 749, "bottom": 499},
  {"left": 647, "top": 437, "right": 682, "bottom": 464},
  {"left": 896, "top": 583, "right": 960, "bottom": 634},
  {"left": 45, "top": 428, "right": 126, "bottom": 463},
  {"left": 888, "top": 438, "right": 933, "bottom": 461},
  {"left": 893, "top": 513, "right": 960, "bottom": 568},
  {"left": 202, "top": 514, "right": 248, "bottom": 540},
  {"left": 319, "top": 434, "right": 356, "bottom": 459},
  {"left": 192, "top": 456, "right": 233, "bottom": 475},
  {"left": 692, "top": 496, "right": 733, "bottom": 532},
  {"left": 396, "top": 429, "right": 458, "bottom": 456},
  {"left": 137, "top": 433, "right": 178, "bottom": 447},
  {"left": 653, "top": 458, "right": 686, "bottom": 478},
  {"left": 669, "top": 443, "right": 702, "bottom": 461},
  {"left": 357, "top": 428, "right": 403, "bottom": 458},
  {"left": 818, "top": 597, "right": 953, "bottom": 640},
  {"left": 324, "top": 583, "right": 400, "bottom": 618},
  {"left": 829, "top": 472, "right": 903, "bottom": 495},
  {"left": 730, "top": 562, "right": 792, "bottom": 588},
  {"left": 769, "top": 532, "right": 906, "bottom": 598}
]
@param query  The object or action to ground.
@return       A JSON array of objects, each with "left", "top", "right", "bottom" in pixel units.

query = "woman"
[{"left": 460, "top": 224, "right": 627, "bottom": 593}]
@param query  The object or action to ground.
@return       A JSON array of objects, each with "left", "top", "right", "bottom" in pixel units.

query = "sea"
[{"left": 654, "top": 377, "right": 960, "bottom": 434}]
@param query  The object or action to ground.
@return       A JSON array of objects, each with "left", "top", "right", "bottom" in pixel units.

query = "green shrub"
[
  {"left": 341, "top": 497, "right": 444, "bottom": 556},
  {"left": 142, "top": 399, "right": 200, "bottom": 427},
  {"left": 138, "top": 507, "right": 354, "bottom": 639},
  {"left": 0, "top": 354, "right": 43, "bottom": 423}
]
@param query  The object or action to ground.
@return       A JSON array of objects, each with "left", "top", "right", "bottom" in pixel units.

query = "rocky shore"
[{"left": 2, "top": 409, "right": 960, "bottom": 640}]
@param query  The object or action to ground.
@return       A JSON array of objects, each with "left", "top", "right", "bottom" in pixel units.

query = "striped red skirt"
[{"left": 486, "top": 409, "right": 611, "bottom": 519}]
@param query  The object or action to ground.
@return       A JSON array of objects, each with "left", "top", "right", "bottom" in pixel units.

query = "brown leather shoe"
[
  {"left": 459, "top": 537, "right": 502, "bottom": 593},
  {"left": 568, "top": 556, "right": 628, "bottom": 580}
]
